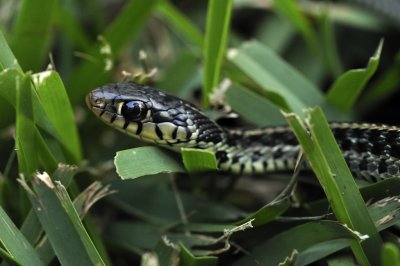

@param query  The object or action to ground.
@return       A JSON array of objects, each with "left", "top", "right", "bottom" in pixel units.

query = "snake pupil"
[{"left": 121, "top": 101, "right": 147, "bottom": 121}]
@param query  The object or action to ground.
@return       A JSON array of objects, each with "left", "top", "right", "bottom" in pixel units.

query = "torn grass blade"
[
  {"left": 181, "top": 148, "right": 218, "bottom": 172},
  {"left": 23, "top": 172, "right": 105, "bottom": 265},
  {"left": 115, "top": 146, "right": 185, "bottom": 179},
  {"left": 285, "top": 107, "right": 382, "bottom": 265}
]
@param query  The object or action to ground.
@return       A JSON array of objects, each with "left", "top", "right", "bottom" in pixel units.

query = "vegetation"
[{"left": 1, "top": 0, "right": 400, "bottom": 265}]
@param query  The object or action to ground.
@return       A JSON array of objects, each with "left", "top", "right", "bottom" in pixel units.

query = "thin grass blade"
[
  {"left": 33, "top": 71, "right": 82, "bottom": 163},
  {"left": 25, "top": 172, "right": 105, "bottom": 265},
  {"left": 285, "top": 107, "right": 382, "bottom": 265},
  {"left": 326, "top": 40, "right": 383, "bottom": 111},
  {"left": 202, "top": 0, "right": 233, "bottom": 107},
  {"left": 115, "top": 147, "right": 185, "bottom": 179}
]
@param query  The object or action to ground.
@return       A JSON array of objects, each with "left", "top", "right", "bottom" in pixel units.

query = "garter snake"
[{"left": 86, "top": 82, "right": 400, "bottom": 182}]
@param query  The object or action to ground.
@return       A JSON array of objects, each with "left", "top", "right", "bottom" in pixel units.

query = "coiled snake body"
[{"left": 86, "top": 82, "right": 400, "bottom": 182}]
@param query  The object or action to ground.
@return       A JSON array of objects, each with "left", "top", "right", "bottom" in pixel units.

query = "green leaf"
[
  {"left": 115, "top": 147, "right": 185, "bottom": 179},
  {"left": 0, "top": 68, "right": 68, "bottom": 168},
  {"left": 319, "top": 8, "right": 343, "bottom": 77},
  {"left": 182, "top": 148, "right": 218, "bottom": 172},
  {"left": 32, "top": 71, "right": 82, "bottom": 163},
  {"left": 285, "top": 107, "right": 382, "bottom": 265},
  {"left": 26, "top": 172, "right": 105, "bottom": 265},
  {"left": 11, "top": 0, "right": 56, "bottom": 71},
  {"left": 358, "top": 53, "right": 400, "bottom": 111},
  {"left": 326, "top": 39, "right": 383, "bottom": 111},
  {"left": 0, "top": 68, "right": 21, "bottom": 107},
  {"left": 0, "top": 30, "right": 22, "bottom": 128},
  {"left": 16, "top": 73, "right": 37, "bottom": 176},
  {"left": 0, "top": 206, "right": 43, "bottom": 266},
  {"left": 202, "top": 0, "right": 233, "bottom": 107},
  {"left": 0, "top": 30, "right": 22, "bottom": 71},
  {"left": 382, "top": 243, "right": 400, "bottom": 266}
]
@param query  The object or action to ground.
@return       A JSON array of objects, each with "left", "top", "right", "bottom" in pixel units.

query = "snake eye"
[{"left": 121, "top": 101, "right": 147, "bottom": 121}]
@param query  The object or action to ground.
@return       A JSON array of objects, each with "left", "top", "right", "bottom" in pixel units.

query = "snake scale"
[{"left": 86, "top": 82, "right": 400, "bottom": 182}]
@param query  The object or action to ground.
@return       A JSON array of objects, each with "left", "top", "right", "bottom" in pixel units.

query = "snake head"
[{"left": 86, "top": 82, "right": 223, "bottom": 148}]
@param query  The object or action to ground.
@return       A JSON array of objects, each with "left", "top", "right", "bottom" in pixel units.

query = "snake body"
[{"left": 86, "top": 82, "right": 400, "bottom": 182}]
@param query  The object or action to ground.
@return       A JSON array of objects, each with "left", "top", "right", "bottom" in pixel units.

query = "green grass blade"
[
  {"left": 319, "top": 8, "right": 343, "bottom": 77},
  {"left": 0, "top": 32, "right": 19, "bottom": 71},
  {"left": 0, "top": 206, "right": 43, "bottom": 266},
  {"left": 285, "top": 107, "right": 382, "bottom": 265},
  {"left": 0, "top": 30, "right": 22, "bottom": 128},
  {"left": 382, "top": 243, "right": 400, "bottom": 266},
  {"left": 0, "top": 30, "right": 21, "bottom": 71},
  {"left": 11, "top": 0, "right": 56, "bottom": 71},
  {"left": 358, "top": 56, "right": 400, "bottom": 112},
  {"left": 157, "top": 1, "right": 203, "bottom": 48},
  {"left": 0, "top": 68, "right": 69, "bottom": 167},
  {"left": 115, "top": 147, "right": 185, "bottom": 179},
  {"left": 181, "top": 148, "right": 218, "bottom": 172},
  {"left": 16, "top": 73, "right": 37, "bottom": 176},
  {"left": 202, "top": 0, "right": 233, "bottom": 107},
  {"left": 22, "top": 165, "right": 80, "bottom": 265},
  {"left": 0, "top": 68, "right": 21, "bottom": 127},
  {"left": 67, "top": 0, "right": 158, "bottom": 104},
  {"left": 32, "top": 71, "right": 82, "bottom": 163},
  {"left": 326, "top": 40, "right": 383, "bottom": 111},
  {"left": 26, "top": 172, "right": 105, "bottom": 265},
  {"left": 0, "top": 68, "right": 21, "bottom": 107}
]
